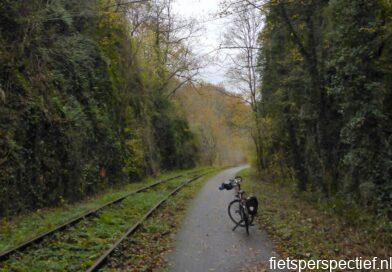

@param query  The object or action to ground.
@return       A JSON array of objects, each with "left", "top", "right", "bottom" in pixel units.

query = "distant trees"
[
  {"left": 175, "top": 83, "right": 252, "bottom": 166},
  {"left": 0, "top": 0, "right": 199, "bottom": 216},
  {"left": 231, "top": 0, "right": 392, "bottom": 216}
]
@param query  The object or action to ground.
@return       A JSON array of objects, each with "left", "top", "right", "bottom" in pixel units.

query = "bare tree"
[
  {"left": 219, "top": 3, "right": 263, "bottom": 108},
  {"left": 218, "top": 1, "right": 266, "bottom": 171},
  {"left": 117, "top": 0, "right": 203, "bottom": 98},
  {"left": 148, "top": 0, "right": 203, "bottom": 97}
]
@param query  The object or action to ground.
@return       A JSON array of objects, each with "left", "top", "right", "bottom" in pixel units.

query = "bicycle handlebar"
[{"left": 219, "top": 176, "right": 243, "bottom": 191}]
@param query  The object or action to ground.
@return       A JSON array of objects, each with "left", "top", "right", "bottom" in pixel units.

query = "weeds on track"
[
  {"left": 0, "top": 168, "right": 211, "bottom": 253},
  {"left": 102, "top": 170, "right": 219, "bottom": 272},
  {"left": 0, "top": 177, "right": 189, "bottom": 271}
]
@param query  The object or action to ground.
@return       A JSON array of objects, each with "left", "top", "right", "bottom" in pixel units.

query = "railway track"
[
  {"left": 0, "top": 170, "right": 204, "bottom": 262},
  {"left": 0, "top": 169, "right": 213, "bottom": 271},
  {"left": 86, "top": 173, "right": 207, "bottom": 272}
]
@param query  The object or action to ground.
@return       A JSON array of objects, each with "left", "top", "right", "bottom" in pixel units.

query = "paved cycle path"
[{"left": 167, "top": 166, "right": 284, "bottom": 272}]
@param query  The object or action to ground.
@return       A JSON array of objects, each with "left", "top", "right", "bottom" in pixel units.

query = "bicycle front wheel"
[
  {"left": 228, "top": 199, "right": 246, "bottom": 227},
  {"left": 228, "top": 199, "right": 255, "bottom": 227}
]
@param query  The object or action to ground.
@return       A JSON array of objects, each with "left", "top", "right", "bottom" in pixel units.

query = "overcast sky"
[{"left": 172, "top": 0, "right": 230, "bottom": 86}]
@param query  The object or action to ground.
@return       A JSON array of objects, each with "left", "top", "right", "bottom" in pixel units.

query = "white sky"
[{"left": 172, "top": 0, "right": 230, "bottom": 86}]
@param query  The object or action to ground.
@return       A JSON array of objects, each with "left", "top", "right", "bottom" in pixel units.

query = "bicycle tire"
[
  {"left": 228, "top": 199, "right": 245, "bottom": 226},
  {"left": 228, "top": 199, "right": 255, "bottom": 227},
  {"left": 227, "top": 199, "right": 254, "bottom": 227}
]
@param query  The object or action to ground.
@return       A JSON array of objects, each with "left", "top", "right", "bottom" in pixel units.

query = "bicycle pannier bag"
[{"left": 246, "top": 196, "right": 258, "bottom": 215}]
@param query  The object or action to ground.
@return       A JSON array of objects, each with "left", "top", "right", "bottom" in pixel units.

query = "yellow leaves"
[
  {"left": 289, "top": 47, "right": 304, "bottom": 62},
  {"left": 379, "top": 0, "right": 392, "bottom": 12},
  {"left": 175, "top": 84, "right": 252, "bottom": 165},
  {"left": 99, "top": 36, "right": 111, "bottom": 48},
  {"left": 97, "top": 0, "right": 127, "bottom": 32},
  {"left": 359, "top": 27, "right": 377, "bottom": 34},
  {"left": 0, "top": 86, "right": 5, "bottom": 104},
  {"left": 298, "top": 22, "right": 306, "bottom": 31},
  {"left": 124, "top": 137, "right": 145, "bottom": 175}
]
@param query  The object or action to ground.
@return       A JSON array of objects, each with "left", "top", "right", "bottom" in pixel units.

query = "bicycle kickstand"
[{"left": 232, "top": 220, "right": 243, "bottom": 231}]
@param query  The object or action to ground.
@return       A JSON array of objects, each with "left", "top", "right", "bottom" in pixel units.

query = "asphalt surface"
[{"left": 167, "top": 166, "right": 285, "bottom": 272}]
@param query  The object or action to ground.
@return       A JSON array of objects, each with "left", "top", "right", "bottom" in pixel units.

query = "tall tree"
[
  {"left": 242, "top": 0, "right": 392, "bottom": 216},
  {"left": 219, "top": 2, "right": 266, "bottom": 171}
]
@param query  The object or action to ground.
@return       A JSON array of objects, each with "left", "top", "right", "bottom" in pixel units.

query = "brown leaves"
[{"left": 244, "top": 174, "right": 392, "bottom": 266}]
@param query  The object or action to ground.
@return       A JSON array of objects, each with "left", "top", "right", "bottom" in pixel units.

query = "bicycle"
[{"left": 219, "top": 176, "right": 258, "bottom": 235}]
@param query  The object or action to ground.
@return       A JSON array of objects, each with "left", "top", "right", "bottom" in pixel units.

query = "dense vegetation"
[
  {"left": 255, "top": 0, "right": 392, "bottom": 217},
  {"left": 0, "top": 0, "right": 199, "bottom": 216},
  {"left": 3, "top": 0, "right": 389, "bottom": 224}
]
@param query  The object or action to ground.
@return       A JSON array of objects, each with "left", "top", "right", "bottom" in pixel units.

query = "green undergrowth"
[
  {"left": 102, "top": 169, "right": 220, "bottom": 271},
  {"left": 0, "top": 170, "right": 218, "bottom": 271},
  {"left": 0, "top": 167, "right": 212, "bottom": 254},
  {"left": 238, "top": 168, "right": 391, "bottom": 263}
]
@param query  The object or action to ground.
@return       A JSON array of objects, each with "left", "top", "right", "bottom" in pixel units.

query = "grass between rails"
[
  {"left": 1, "top": 192, "right": 163, "bottom": 271},
  {"left": 238, "top": 168, "right": 391, "bottom": 264},
  {"left": 0, "top": 167, "right": 211, "bottom": 255},
  {"left": 101, "top": 170, "right": 220, "bottom": 272},
  {"left": 0, "top": 172, "right": 215, "bottom": 272}
]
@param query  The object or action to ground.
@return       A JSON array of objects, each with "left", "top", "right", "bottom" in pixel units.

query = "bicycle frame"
[
  {"left": 222, "top": 176, "right": 254, "bottom": 235},
  {"left": 231, "top": 182, "right": 250, "bottom": 232}
]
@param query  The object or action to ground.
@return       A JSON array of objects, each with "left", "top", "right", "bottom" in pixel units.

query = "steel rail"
[
  {"left": 0, "top": 174, "right": 186, "bottom": 261},
  {"left": 86, "top": 172, "right": 209, "bottom": 272}
]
